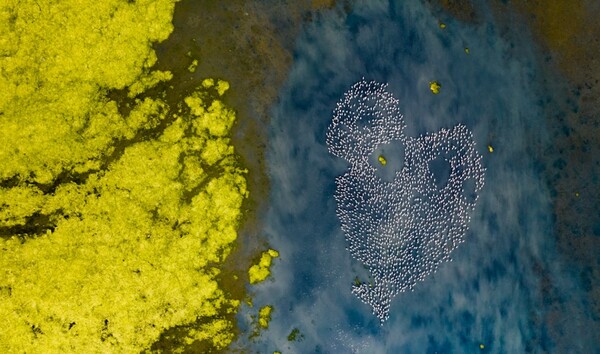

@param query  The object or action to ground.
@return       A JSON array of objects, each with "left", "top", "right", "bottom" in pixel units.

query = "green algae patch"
[
  {"left": 287, "top": 328, "right": 304, "bottom": 342},
  {"left": 0, "top": 0, "right": 251, "bottom": 352},
  {"left": 378, "top": 155, "right": 387, "bottom": 166},
  {"left": 248, "top": 249, "right": 279, "bottom": 284}
]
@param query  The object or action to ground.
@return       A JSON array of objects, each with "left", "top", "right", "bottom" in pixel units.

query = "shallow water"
[{"left": 237, "top": 1, "right": 593, "bottom": 352}]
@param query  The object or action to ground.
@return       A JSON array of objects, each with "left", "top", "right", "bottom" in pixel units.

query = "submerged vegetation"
[
  {"left": 287, "top": 328, "right": 304, "bottom": 342},
  {"left": 0, "top": 0, "right": 253, "bottom": 351}
]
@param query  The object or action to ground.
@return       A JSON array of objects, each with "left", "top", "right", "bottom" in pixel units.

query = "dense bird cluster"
[{"left": 326, "top": 79, "right": 485, "bottom": 323}]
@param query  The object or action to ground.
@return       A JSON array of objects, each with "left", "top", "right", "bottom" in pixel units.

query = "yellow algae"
[
  {"left": 180, "top": 318, "right": 238, "bottom": 349},
  {"left": 439, "top": 22, "right": 447, "bottom": 29},
  {"left": 0, "top": 90, "right": 247, "bottom": 352},
  {"left": 202, "top": 78, "right": 215, "bottom": 89},
  {"left": 188, "top": 59, "right": 199, "bottom": 73},
  {"left": 465, "top": 47, "right": 470, "bottom": 54},
  {"left": 128, "top": 70, "right": 173, "bottom": 98},
  {"left": 249, "top": 249, "right": 279, "bottom": 284},
  {"left": 0, "top": 0, "right": 249, "bottom": 352},
  {"left": 184, "top": 94, "right": 206, "bottom": 116},
  {"left": 185, "top": 86, "right": 236, "bottom": 139},
  {"left": 378, "top": 155, "right": 387, "bottom": 166},
  {"left": 488, "top": 145, "right": 494, "bottom": 153},
  {"left": 258, "top": 305, "right": 273, "bottom": 329},
  {"left": 429, "top": 81, "right": 442, "bottom": 94},
  {"left": 0, "top": 0, "right": 176, "bottom": 185},
  {"left": 0, "top": 186, "right": 46, "bottom": 227},
  {"left": 217, "top": 79, "right": 230, "bottom": 96}
]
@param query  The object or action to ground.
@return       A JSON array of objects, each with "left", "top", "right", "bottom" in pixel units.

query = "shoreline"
[{"left": 150, "top": 0, "right": 343, "bottom": 350}]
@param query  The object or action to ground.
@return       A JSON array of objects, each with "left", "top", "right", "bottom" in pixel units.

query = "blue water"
[{"left": 236, "top": 1, "right": 591, "bottom": 352}]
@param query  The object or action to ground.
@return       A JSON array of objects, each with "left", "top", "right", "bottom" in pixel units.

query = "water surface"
[{"left": 238, "top": 1, "right": 591, "bottom": 352}]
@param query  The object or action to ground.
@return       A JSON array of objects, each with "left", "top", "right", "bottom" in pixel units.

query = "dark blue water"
[{"left": 236, "top": 1, "right": 591, "bottom": 352}]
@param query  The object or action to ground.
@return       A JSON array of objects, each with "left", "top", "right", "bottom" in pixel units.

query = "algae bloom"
[{"left": 0, "top": 0, "right": 250, "bottom": 351}]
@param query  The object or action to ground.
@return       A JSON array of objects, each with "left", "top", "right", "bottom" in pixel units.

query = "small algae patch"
[
  {"left": 248, "top": 249, "right": 279, "bottom": 284},
  {"left": 188, "top": 59, "right": 199, "bottom": 73},
  {"left": 258, "top": 305, "right": 273, "bottom": 329},
  {"left": 378, "top": 155, "right": 387, "bottom": 166},
  {"left": 429, "top": 80, "right": 442, "bottom": 94}
]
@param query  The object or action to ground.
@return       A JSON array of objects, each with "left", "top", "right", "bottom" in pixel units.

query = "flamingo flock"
[{"left": 326, "top": 79, "right": 485, "bottom": 323}]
